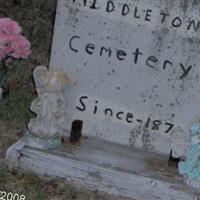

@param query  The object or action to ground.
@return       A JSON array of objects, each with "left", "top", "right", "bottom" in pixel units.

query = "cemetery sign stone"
[{"left": 50, "top": 0, "right": 200, "bottom": 155}]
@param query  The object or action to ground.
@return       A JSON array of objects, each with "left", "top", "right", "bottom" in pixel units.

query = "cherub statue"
[
  {"left": 178, "top": 122, "right": 200, "bottom": 189},
  {"left": 24, "top": 66, "right": 71, "bottom": 149}
]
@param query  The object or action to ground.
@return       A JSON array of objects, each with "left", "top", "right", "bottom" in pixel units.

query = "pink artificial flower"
[
  {"left": 10, "top": 35, "right": 31, "bottom": 59},
  {"left": 0, "top": 34, "right": 12, "bottom": 59},
  {"left": 0, "top": 18, "right": 22, "bottom": 35},
  {"left": 0, "top": 17, "right": 31, "bottom": 60}
]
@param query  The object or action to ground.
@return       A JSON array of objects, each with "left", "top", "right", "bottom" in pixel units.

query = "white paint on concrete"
[{"left": 6, "top": 139, "right": 200, "bottom": 200}]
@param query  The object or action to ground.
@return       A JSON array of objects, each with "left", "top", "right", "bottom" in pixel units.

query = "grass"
[
  {"left": 0, "top": 67, "right": 34, "bottom": 123},
  {"left": 0, "top": 167, "right": 128, "bottom": 200}
]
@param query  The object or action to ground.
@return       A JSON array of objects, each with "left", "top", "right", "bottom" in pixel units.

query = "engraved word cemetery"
[{"left": 6, "top": 0, "right": 200, "bottom": 199}]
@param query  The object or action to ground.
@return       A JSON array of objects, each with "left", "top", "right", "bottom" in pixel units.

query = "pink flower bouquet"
[
  {"left": 0, "top": 17, "right": 31, "bottom": 98},
  {"left": 0, "top": 18, "right": 31, "bottom": 60}
]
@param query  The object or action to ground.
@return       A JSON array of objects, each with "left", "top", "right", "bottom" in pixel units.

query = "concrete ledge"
[{"left": 6, "top": 139, "right": 199, "bottom": 200}]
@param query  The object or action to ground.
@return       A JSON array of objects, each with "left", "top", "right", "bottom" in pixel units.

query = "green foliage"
[{"left": 0, "top": 60, "right": 35, "bottom": 126}]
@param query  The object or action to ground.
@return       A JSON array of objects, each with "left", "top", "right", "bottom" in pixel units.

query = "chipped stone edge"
[{"left": 6, "top": 139, "right": 27, "bottom": 171}]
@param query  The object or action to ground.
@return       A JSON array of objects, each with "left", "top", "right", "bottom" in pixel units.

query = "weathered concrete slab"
[
  {"left": 50, "top": 0, "right": 200, "bottom": 155},
  {"left": 6, "top": 139, "right": 199, "bottom": 200}
]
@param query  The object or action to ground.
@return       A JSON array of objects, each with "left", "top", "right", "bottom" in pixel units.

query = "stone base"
[
  {"left": 6, "top": 138, "right": 200, "bottom": 200},
  {"left": 24, "top": 132, "right": 62, "bottom": 150}
]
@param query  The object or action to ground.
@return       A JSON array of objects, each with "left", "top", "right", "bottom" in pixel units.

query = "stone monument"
[
  {"left": 6, "top": 0, "right": 200, "bottom": 199},
  {"left": 50, "top": 0, "right": 200, "bottom": 156}
]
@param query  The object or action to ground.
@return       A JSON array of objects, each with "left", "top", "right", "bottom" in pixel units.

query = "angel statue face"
[
  {"left": 28, "top": 66, "right": 71, "bottom": 135},
  {"left": 33, "top": 66, "right": 71, "bottom": 94}
]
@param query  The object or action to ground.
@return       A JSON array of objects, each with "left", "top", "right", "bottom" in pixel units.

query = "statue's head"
[{"left": 33, "top": 66, "right": 71, "bottom": 94}]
